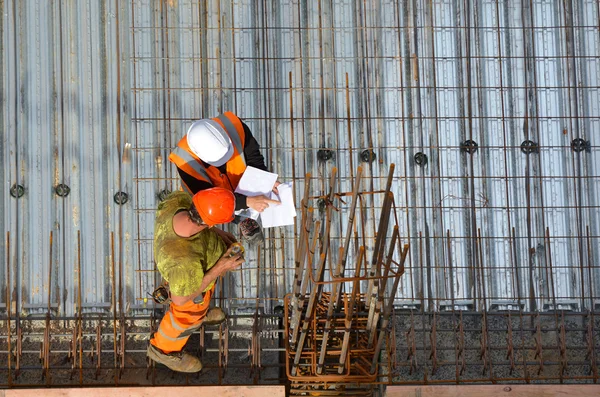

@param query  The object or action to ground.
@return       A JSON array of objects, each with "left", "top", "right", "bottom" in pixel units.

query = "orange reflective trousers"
[{"left": 150, "top": 287, "right": 213, "bottom": 354}]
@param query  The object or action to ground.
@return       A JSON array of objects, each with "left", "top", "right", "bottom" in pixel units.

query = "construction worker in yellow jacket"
[
  {"left": 169, "top": 111, "right": 280, "bottom": 245},
  {"left": 147, "top": 188, "right": 243, "bottom": 373}
]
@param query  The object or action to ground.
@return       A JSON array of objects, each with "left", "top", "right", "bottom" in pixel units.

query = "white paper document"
[
  {"left": 261, "top": 182, "right": 296, "bottom": 228},
  {"left": 234, "top": 166, "right": 279, "bottom": 220}
]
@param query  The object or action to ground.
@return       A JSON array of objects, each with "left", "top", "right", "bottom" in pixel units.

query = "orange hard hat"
[{"left": 192, "top": 187, "right": 235, "bottom": 226}]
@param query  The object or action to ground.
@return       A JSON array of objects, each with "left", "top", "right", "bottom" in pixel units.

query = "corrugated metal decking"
[{"left": 1, "top": 0, "right": 599, "bottom": 389}]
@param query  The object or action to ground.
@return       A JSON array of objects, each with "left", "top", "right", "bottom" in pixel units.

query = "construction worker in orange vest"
[
  {"left": 169, "top": 112, "right": 280, "bottom": 245},
  {"left": 147, "top": 187, "right": 243, "bottom": 372}
]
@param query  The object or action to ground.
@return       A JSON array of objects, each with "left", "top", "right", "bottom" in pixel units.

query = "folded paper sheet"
[
  {"left": 234, "top": 166, "right": 278, "bottom": 221},
  {"left": 261, "top": 182, "right": 296, "bottom": 228}
]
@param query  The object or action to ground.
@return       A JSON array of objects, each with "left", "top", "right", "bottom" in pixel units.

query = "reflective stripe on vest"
[
  {"left": 217, "top": 114, "right": 243, "bottom": 155},
  {"left": 171, "top": 146, "right": 212, "bottom": 183}
]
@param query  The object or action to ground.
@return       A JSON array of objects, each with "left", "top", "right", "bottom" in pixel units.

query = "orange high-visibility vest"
[{"left": 169, "top": 112, "right": 247, "bottom": 193}]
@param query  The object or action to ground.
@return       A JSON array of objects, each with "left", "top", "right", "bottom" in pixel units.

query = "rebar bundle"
[{"left": 284, "top": 166, "right": 410, "bottom": 387}]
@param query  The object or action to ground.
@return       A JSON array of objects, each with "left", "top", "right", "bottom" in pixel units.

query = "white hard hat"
[{"left": 186, "top": 119, "right": 234, "bottom": 167}]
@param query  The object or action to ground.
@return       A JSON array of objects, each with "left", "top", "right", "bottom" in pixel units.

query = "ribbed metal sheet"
[{"left": 1, "top": 0, "right": 599, "bottom": 317}]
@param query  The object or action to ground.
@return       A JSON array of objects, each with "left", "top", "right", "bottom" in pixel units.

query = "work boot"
[
  {"left": 147, "top": 344, "right": 203, "bottom": 373},
  {"left": 203, "top": 307, "right": 226, "bottom": 325},
  {"left": 239, "top": 218, "right": 264, "bottom": 246}
]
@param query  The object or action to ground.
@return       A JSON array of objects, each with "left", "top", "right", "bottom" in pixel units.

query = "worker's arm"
[{"left": 170, "top": 245, "right": 244, "bottom": 306}]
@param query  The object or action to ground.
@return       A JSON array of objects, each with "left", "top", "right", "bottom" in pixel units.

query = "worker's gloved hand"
[
  {"left": 247, "top": 195, "right": 280, "bottom": 212},
  {"left": 216, "top": 245, "right": 245, "bottom": 275}
]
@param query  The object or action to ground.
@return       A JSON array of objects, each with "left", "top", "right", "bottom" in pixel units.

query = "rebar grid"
[
  {"left": 127, "top": 0, "right": 599, "bottom": 317},
  {"left": 1, "top": 0, "right": 599, "bottom": 391}
]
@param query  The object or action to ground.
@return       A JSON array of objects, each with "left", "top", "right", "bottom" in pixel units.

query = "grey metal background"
[{"left": 1, "top": 0, "right": 599, "bottom": 317}]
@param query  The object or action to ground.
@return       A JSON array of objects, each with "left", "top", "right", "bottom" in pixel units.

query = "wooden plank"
[
  {"left": 4, "top": 386, "right": 285, "bottom": 397},
  {"left": 387, "top": 385, "right": 600, "bottom": 397}
]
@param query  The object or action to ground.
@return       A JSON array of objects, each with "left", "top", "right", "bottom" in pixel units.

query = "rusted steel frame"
[
  {"left": 95, "top": 322, "right": 102, "bottom": 379},
  {"left": 223, "top": 319, "right": 229, "bottom": 374},
  {"left": 290, "top": 220, "right": 320, "bottom": 347},
  {"left": 544, "top": 228, "right": 558, "bottom": 310},
  {"left": 289, "top": 204, "right": 311, "bottom": 325},
  {"left": 119, "top": 316, "right": 126, "bottom": 379},
  {"left": 511, "top": 228, "right": 523, "bottom": 308},
  {"left": 370, "top": 243, "right": 409, "bottom": 374},
  {"left": 456, "top": 310, "right": 467, "bottom": 379},
  {"left": 430, "top": 312, "right": 438, "bottom": 375},
  {"left": 367, "top": 164, "right": 395, "bottom": 309},
  {"left": 366, "top": 192, "right": 394, "bottom": 333},
  {"left": 15, "top": 327, "right": 22, "bottom": 378},
  {"left": 110, "top": 232, "right": 118, "bottom": 384},
  {"left": 558, "top": 311, "right": 568, "bottom": 379},
  {"left": 291, "top": 173, "right": 312, "bottom": 313},
  {"left": 406, "top": 312, "right": 417, "bottom": 375},
  {"left": 526, "top": 0, "right": 552, "bottom": 313},
  {"left": 518, "top": 310, "right": 531, "bottom": 383},
  {"left": 318, "top": 178, "right": 371, "bottom": 372},
  {"left": 560, "top": 0, "right": 588, "bottom": 315},
  {"left": 336, "top": 166, "right": 363, "bottom": 282},
  {"left": 390, "top": 313, "right": 398, "bottom": 374},
  {"left": 5, "top": 232, "right": 12, "bottom": 386},
  {"left": 146, "top": 313, "right": 156, "bottom": 381},
  {"left": 476, "top": 229, "right": 488, "bottom": 311},
  {"left": 68, "top": 322, "right": 78, "bottom": 380},
  {"left": 338, "top": 247, "right": 366, "bottom": 374},
  {"left": 345, "top": 73, "right": 355, "bottom": 183},
  {"left": 585, "top": 310, "right": 598, "bottom": 382},
  {"left": 493, "top": 0, "right": 519, "bottom": 313},
  {"left": 291, "top": 169, "right": 337, "bottom": 359},
  {"left": 291, "top": 252, "right": 327, "bottom": 376},
  {"left": 198, "top": 324, "right": 205, "bottom": 366},
  {"left": 42, "top": 231, "right": 53, "bottom": 383},
  {"left": 288, "top": 73, "right": 298, "bottom": 239},
  {"left": 446, "top": 230, "right": 455, "bottom": 308},
  {"left": 77, "top": 231, "right": 83, "bottom": 384},
  {"left": 479, "top": 311, "right": 489, "bottom": 376},
  {"left": 476, "top": 229, "right": 494, "bottom": 381},
  {"left": 585, "top": 227, "right": 598, "bottom": 382},
  {"left": 545, "top": 227, "right": 565, "bottom": 380},
  {"left": 506, "top": 312, "right": 516, "bottom": 375},
  {"left": 315, "top": 280, "right": 339, "bottom": 373},
  {"left": 218, "top": 322, "right": 224, "bottom": 382},
  {"left": 251, "top": 311, "right": 260, "bottom": 382},
  {"left": 534, "top": 312, "right": 544, "bottom": 375},
  {"left": 329, "top": 165, "right": 364, "bottom": 308},
  {"left": 310, "top": 266, "right": 402, "bottom": 285},
  {"left": 368, "top": 227, "right": 400, "bottom": 348}
]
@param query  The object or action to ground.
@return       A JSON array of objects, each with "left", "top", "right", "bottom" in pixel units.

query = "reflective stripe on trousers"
[{"left": 150, "top": 286, "right": 213, "bottom": 354}]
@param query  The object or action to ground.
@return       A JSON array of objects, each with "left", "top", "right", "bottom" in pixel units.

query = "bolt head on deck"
[
  {"left": 460, "top": 140, "right": 478, "bottom": 154},
  {"left": 10, "top": 184, "right": 25, "bottom": 198},
  {"left": 414, "top": 152, "right": 428, "bottom": 166},
  {"left": 520, "top": 140, "right": 539, "bottom": 154},
  {"left": 317, "top": 149, "right": 335, "bottom": 162},
  {"left": 55, "top": 184, "right": 71, "bottom": 197},
  {"left": 360, "top": 149, "right": 376, "bottom": 163},
  {"left": 114, "top": 191, "right": 129, "bottom": 205},
  {"left": 571, "top": 138, "right": 590, "bottom": 153}
]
